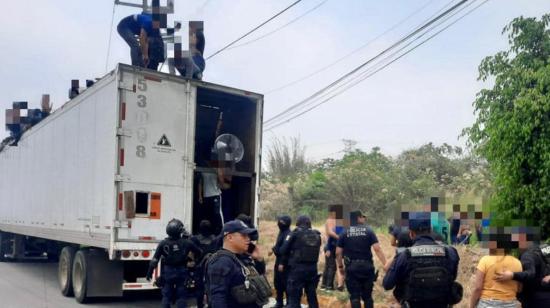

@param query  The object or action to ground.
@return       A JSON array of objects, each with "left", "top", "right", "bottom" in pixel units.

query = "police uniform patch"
[
  {"left": 409, "top": 245, "right": 446, "bottom": 257},
  {"left": 541, "top": 245, "right": 550, "bottom": 256}
]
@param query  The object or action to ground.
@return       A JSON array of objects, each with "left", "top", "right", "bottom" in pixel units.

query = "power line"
[
  {"left": 265, "top": 0, "right": 489, "bottom": 131},
  {"left": 105, "top": 2, "right": 117, "bottom": 73},
  {"left": 206, "top": 0, "right": 303, "bottom": 60},
  {"left": 263, "top": 0, "right": 439, "bottom": 94},
  {"left": 264, "top": 0, "right": 468, "bottom": 127},
  {"left": 228, "top": 0, "right": 329, "bottom": 50},
  {"left": 265, "top": 0, "right": 478, "bottom": 130}
]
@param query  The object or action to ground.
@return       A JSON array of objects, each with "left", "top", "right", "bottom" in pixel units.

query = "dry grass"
[{"left": 257, "top": 220, "right": 483, "bottom": 307}]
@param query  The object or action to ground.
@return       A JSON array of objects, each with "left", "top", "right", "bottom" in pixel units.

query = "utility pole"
[
  {"left": 114, "top": 0, "right": 174, "bottom": 14},
  {"left": 342, "top": 139, "right": 357, "bottom": 154}
]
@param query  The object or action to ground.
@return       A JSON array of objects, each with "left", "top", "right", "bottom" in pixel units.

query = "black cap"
[
  {"left": 409, "top": 212, "right": 431, "bottom": 231},
  {"left": 350, "top": 210, "right": 365, "bottom": 221},
  {"left": 222, "top": 220, "right": 258, "bottom": 238}
]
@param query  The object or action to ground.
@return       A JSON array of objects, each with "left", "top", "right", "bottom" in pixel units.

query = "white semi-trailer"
[{"left": 0, "top": 64, "right": 263, "bottom": 303}]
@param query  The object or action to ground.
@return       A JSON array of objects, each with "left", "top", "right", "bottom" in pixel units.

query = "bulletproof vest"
[
  {"left": 291, "top": 228, "right": 321, "bottom": 263},
  {"left": 206, "top": 250, "right": 271, "bottom": 306},
  {"left": 197, "top": 234, "right": 218, "bottom": 255},
  {"left": 404, "top": 245, "right": 453, "bottom": 303},
  {"left": 161, "top": 238, "right": 188, "bottom": 266}
]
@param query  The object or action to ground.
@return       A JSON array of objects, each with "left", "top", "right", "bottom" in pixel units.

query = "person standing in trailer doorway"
[{"left": 198, "top": 159, "right": 229, "bottom": 235}]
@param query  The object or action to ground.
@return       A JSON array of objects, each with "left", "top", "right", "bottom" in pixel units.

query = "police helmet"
[
  {"left": 166, "top": 218, "right": 184, "bottom": 239},
  {"left": 296, "top": 215, "right": 312, "bottom": 228}
]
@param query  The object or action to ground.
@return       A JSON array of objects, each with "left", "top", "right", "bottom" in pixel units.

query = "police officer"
[
  {"left": 146, "top": 219, "right": 202, "bottom": 308},
  {"left": 190, "top": 220, "right": 218, "bottom": 308},
  {"left": 336, "top": 210, "right": 387, "bottom": 308},
  {"left": 205, "top": 220, "right": 271, "bottom": 308},
  {"left": 269, "top": 215, "right": 292, "bottom": 308},
  {"left": 279, "top": 215, "right": 322, "bottom": 308},
  {"left": 494, "top": 243, "right": 550, "bottom": 307},
  {"left": 383, "top": 214, "right": 461, "bottom": 308}
]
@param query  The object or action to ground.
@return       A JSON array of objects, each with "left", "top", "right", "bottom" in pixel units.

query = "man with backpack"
[
  {"left": 191, "top": 220, "right": 218, "bottom": 308},
  {"left": 383, "top": 214, "right": 461, "bottom": 308},
  {"left": 146, "top": 219, "right": 202, "bottom": 308},
  {"left": 279, "top": 215, "right": 322, "bottom": 308}
]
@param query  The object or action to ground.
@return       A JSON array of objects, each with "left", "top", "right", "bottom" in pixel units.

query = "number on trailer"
[
  {"left": 136, "top": 145, "right": 146, "bottom": 158},
  {"left": 137, "top": 95, "right": 147, "bottom": 108},
  {"left": 137, "top": 79, "right": 147, "bottom": 91}
]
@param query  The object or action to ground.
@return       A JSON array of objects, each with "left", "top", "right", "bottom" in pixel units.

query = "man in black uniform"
[
  {"left": 383, "top": 214, "right": 461, "bottom": 308},
  {"left": 270, "top": 215, "right": 292, "bottom": 308},
  {"left": 494, "top": 243, "right": 550, "bottom": 307},
  {"left": 190, "top": 220, "right": 218, "bottom": 308},
  {"left": 205, "top": 220, "right": 271, "bottom": 308},
  {"left": 336, "top": 210, "right": 387, "bottom": 308},
  {"left": 279, "top": 215, "right": 322, "bottom": 308},
  {"left": 146, "top": 219, "right": 202, "bottom": 308}
]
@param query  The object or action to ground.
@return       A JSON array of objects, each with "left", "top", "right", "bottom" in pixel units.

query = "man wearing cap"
[
  {"left": 205, "top": 220, "right": 270, "bottom": 308},
  {"left": 383, "top": 214, "right": 460, "bottom": 308},
  {"left": 279, "top": 215, "right": 322, "bottom": 308},
  {"left": 336, "top": 210, "right": 387, "bottom": 308}
]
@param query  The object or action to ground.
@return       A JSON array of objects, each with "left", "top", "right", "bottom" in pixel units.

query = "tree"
[
  {"left": 324, "top": 148, "right": 403, "bottom": 224},
  {"left": 266, "top": 136, "right": 308, "bottom": 182},
  {"left": 464, "top": 15, "right": 550, "bottom": 238}
]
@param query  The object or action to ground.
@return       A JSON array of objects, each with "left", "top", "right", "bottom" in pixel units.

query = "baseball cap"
[
  {"left": 350, "top": 210, "right": 365, "bottom": 221},
  {"left": 222, "top": 220, "right": 258, "bottom": 238},
  {"left": 409, "top": 212, "right": 431, "bottom": 231}
]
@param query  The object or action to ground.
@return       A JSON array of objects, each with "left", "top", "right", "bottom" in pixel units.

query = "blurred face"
[
  {"left": 226, "top": 232, "right": 250, "bottom": 254},
  {"left": 358, "top": 216, "right": 366, "bottom": 224},
  {"left": 190, "top": 32, "right": 197, "bottom": 47}
]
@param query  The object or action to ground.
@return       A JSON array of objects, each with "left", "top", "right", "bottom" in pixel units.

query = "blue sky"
[{"left": 1, "top": 0, "right": 549, "bottom": 159}]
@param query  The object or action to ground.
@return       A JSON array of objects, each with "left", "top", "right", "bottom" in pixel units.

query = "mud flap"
[{"left": 86, "top": 249, "right": 124, "bottom": 297}]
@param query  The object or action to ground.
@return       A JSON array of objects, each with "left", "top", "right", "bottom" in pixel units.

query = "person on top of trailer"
[{"left": 117, "top": 12, "right": 165, "bottom": 70}]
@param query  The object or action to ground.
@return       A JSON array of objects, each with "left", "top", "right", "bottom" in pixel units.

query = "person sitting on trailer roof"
[{"left": 117, "top": 12, "right": 165, "bottom": 70}]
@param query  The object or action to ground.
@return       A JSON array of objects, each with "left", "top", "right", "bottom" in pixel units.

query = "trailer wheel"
[
  {"left": 72, "top": 249, "right": 90, "bottom": 303},
  {"left": 0, "top": 232, "right": 6, "bottom": 261},
  {"left": 58, "top": 246, "right": 76, "bottom": 296}
]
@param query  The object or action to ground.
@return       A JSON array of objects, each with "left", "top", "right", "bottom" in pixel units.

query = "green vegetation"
[
  {"left": 464, "top": 14, "right": 550, "bottom": 238},
  {"left": 262, "top": 141, "right": 491, "bottom": 224}
]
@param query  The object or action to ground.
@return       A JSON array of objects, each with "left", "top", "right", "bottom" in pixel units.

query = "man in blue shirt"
[
  {"left": 383, "top": 214, "right": 460, "bottom": 308},
  {"left": 117, "top": 13, "right": 165, "bottom": 70}
]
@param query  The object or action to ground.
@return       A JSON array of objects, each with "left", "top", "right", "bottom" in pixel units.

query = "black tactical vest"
[
  {"left": 206, "top": 250, "right": 272, "bottom": 306},
  {"left": 292, "top": 228, "right": 321, "bottom": 263},
  {"left": 403, "top": 245, "right": 453, "bottom": 303},
  {"left": 162, "top": 238, "right": 188, "bottom": 266}
]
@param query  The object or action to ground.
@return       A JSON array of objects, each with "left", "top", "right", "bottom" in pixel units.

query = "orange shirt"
[{"left": 477, "top": 255, "right": 522, "bottom": 301}]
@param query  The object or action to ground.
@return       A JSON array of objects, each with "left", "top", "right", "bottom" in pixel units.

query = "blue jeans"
[
  {"left": 117, "top": 16, "right": 143, "bottom": 67},
  {"left": 161, "top": 265, "right": 188, "bottom": 308}
]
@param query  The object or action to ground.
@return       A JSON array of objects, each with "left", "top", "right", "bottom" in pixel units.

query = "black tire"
[
  {"left": 0, "top": 231, "right": 6, "bottom": 261},
  {"left": 72, "top": 249, "right": 90, "bottom": 303},
  {"left": 58, "top": 246, "right": 76, "bottom": 296},
  {"left": 0, "top": 231, "right": 13, "bottom": 262}
]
